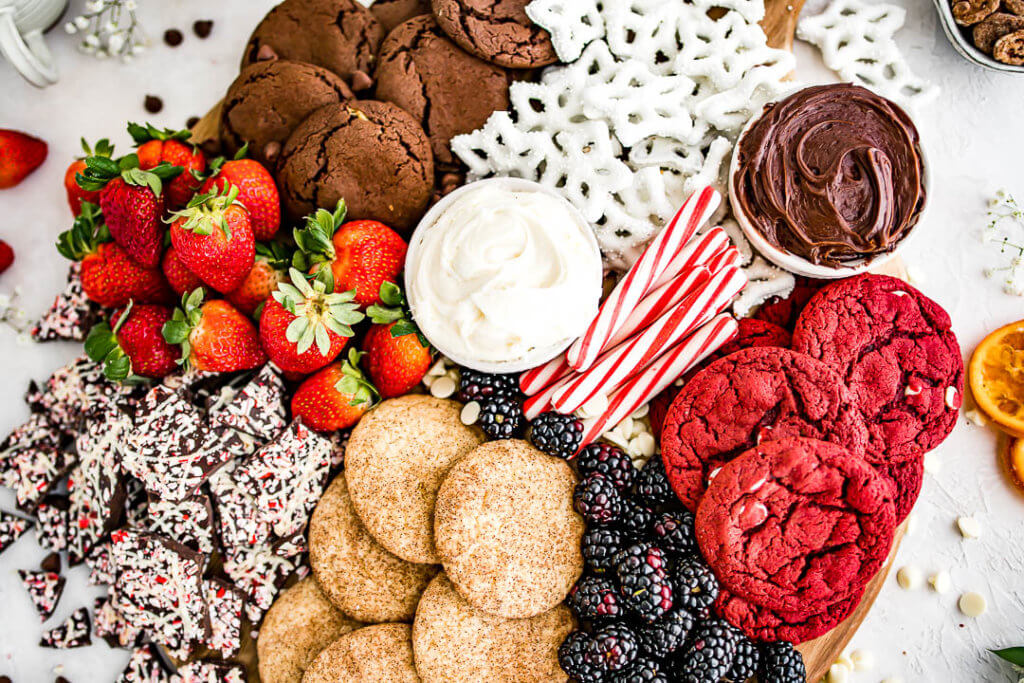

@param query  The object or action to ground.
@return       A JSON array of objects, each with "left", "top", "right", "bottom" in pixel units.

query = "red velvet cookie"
[
  {"left": 715, "top": 587, "right": 862, "bottom": 644},
  {"left": 696, "top": 438, "right": 896, "bottom": 615},
  {"left": 661, "top": 347, "right": 868, "bottom": 510},
  {"left": 754, "top": 276, "right": 826, "bottom": 330},
  {"left": 649, "top": 319, "right": 792, "bottom": 439},
  {"left": 792, "top": 274, "right": 963, "bottom": 464},
  {"left": 878, "top": 454, "right": 924, "bottom": 524}
]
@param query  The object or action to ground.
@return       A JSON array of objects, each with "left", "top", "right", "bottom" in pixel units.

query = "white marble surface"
[{"left": 0, "top": 1, "right": 1022, "bottom": 681}]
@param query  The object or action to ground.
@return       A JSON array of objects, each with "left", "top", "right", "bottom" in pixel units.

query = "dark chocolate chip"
[
  {"left": 193, "top": 20, "right": 213, "bottom": 39},
  {"left": 262, "top": 141, "right": 282, "bottom": 164},
  {"left": 144, "top": 96, "right": 163, "bottom": 114},
  {"left": 186, "top": 116, "right": 200, "bottom": 129},
  {"left": 163, "top": 29, "right": 183, "bottom": 47},
  {"left": 40, "top": 552, "right": 60, "bottom": 573},
  {"left": 56, "top": 677, "right": 71, "bottom": 683},
  {"left": 0, "top": 676, "right": 12, "bottom": 683}
]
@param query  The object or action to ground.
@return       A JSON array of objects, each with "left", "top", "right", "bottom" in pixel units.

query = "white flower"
[
  {"left": 74, "top": 15, "right": 90, "bottom": 30},
  {"left": 102, "top": 21, "right": 116, "bottom": 33},
  {"left": 131, "top": 44, "right": 145, "bottom": 55},
  {"left": 64, "top": 21, "right": 78, "bottom": 34},
  {"left": 107, "top": 33, "right": 125, "bottom": 52},
  {"left": 83, "top": 34, "right": 100, "bottom": 48},
  {"left": 16, "top": 333, "right": 31, "bottom": 347},
  {"left": 124, "top": 0, "right": 137, "bottom": 9},
  {"left": 0, "top": 294, "right": 10, "bottom": 308}
]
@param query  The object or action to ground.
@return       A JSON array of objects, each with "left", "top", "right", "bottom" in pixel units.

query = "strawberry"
[
  {"left": 86, "top": 303, "right": 180, "bottom": 381},
  {"left": 56, "top": 203, "right": 174, "bottom": 308},
  {"left": 259, "top": 268, "right": 364, "bottom": 375},
  {"left": 0, "top": 240, "right": 13, "bottom": 275},
  {"left": 64, "top": 138, "right": 113, "bottom": 215},
  {"left": 0, "top": 129, "right": 47, "bottom": 189},
  {"left": 202, "top": 156, "right": 280, "bottom": 240},
  {"left": 129, "top": 122, "right": 206, "bottom": 209},
  {"left": 293, "top": 201, "right": 407, "bottom": 309},
  {"left": 162, "top": 288, "right": 267, "bottom": 373},
  {"left": 226, "top": 242, "right": 291, "bottom": 316},
  {"left": 161, "top": 246, "right": 204, "bottom": 296},
  {"left": 77, "top": 154, "right": 182, "bottom": 269},
  {"left": 169, "top": 186, "right": 255, "bottom": 294},
  {"left": 290, "top": 349, "right": 379, "bottom": 432},
  {"left": 364, "top": 282, "right": 432, "bottom": 398}
]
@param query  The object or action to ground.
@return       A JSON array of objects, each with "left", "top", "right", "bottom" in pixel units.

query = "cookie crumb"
[
  {"left": 193, "top": 20, "right": 213, "bottom": 38},
  {"left": 958, "top": 591, "right": 986, "bottom": 617},
  {"left": 144, "top": 95, "right": 163, "bottom": 113},
  {"left": 163, "top": 29, "right": 183, "bottom": 47},
  {"left": 957, "top": 516, "right": 982, "bottom": 539}
]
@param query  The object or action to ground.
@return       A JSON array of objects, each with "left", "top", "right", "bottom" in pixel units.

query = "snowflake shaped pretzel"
[{"left": 797, "top": 0, "right": 939, "bottom": 109}]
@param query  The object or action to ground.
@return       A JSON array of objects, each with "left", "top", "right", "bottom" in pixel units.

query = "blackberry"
[
  {"left": 615, "top": 543, "right": 673, "bottom": 623},
  {"left": 529, "top": 412, "right": 584, "bottom": 459},
  {"left": 635, "top": 608, "right": 694, "bottom": 656},
  {"left": 568, "top": 575, "right": 623, "bottom": 621},
  {"left": 574, "top": 473, "right": 624, "bottom": 525},
  {"left": 586, "top": 623, "right": 639, "bottom": 676},
  {"left": 577, "top": 443, "right": 636, "bottom": 491},
  {"left": 615, "top": 657, "right": 668, "bottom": 683},
  {"left": 635, "top": 456, "right": 674, "bottom": 507},
  {"left": 617, "top": 502, "right": 655, "bottom": 538},
  {"left": 724, "top": 635, "right": 760, "bottom": 682},
  {"left": 582, "top": 525, "right": 629, "bottom": 574},
  {"left": 456, "top": 368, "right": 518, "bottom": 402},
  {"left": 477, "top": 396, "right": 524, "bottom": 440},
  {"left": 672, "top": 558, "right": 719, "bottom": 617},
  {"left": 651, "top": 510, "right": 697, "bottom": 557},
  {"left": 558, "top": 630, "right": 602, "bottom": 682},
  {"left": 760, "top": 641, "right": 806, "bottom": 683},
  {"left": 674, "top": 619, "right": 738, "bottom": 683}
]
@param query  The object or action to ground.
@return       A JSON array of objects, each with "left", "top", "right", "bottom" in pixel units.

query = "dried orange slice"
[{"left": 969, "top": 320, "right": 1024, "bottom": 438}]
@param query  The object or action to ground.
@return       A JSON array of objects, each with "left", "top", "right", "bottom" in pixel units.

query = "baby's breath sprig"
[
  {"left": 0, "top": 287, "right": 32, "bottom": 343},
  {"left": 64, "top": 0, "right": 146, "bottom": 62},
  {"left": 982, "top": 189, "right": 1024, "bottom": 296}
]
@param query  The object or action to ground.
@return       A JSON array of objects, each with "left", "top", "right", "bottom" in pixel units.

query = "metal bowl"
[{"left": 932, "top": 0, "right": 1024, "bottom": 74}]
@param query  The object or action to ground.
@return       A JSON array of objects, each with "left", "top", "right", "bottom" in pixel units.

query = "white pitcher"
[{"left": 0, "top": 0, "right": 67, "bottom": 87}]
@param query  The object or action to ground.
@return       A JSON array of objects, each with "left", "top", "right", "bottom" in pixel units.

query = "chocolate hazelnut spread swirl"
[{"left": 733, "top": 84, "right": 926, "bottom": 267}]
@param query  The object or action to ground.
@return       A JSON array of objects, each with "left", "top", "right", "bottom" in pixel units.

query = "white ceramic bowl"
[
  {"left": 728, "top": 90, "right": 931, "bottom": 279},
  {"left": 405, "top": 177, "right": 603, "bottom": 374}
]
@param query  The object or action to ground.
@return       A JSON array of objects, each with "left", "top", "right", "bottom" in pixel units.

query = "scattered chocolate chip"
[
  {"left": 144, "top": 96, "right": 163, "bottom": 114},
  {"left": 40, "top": 552, "right": 60, "bottom": 573},
  {"left": 350, "top": 69, "right": 374, "bottom": 92},
  {"left": 0, "top": 676, "right": 12, "bottom": 683},
  {"left": 193, "top": 20, "right": 213, "bottom": 39},
  {"left": 163, "top": 29, "right": 183, "bottom": 47},
  {"left": 56, "top": 677, "right": 71, "bottom": 683},
  {"left": 186, "top": 116, "right": 200, "bottom": 129},
  {"left": 256, "top": 44, "right": 278, "bottom": 62},
  {"left": 262, "top": 141, "right": 282, "bottom": 164}
]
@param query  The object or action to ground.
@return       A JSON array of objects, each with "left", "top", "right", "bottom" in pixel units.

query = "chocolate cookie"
[
  {"left": 241, "top": 0, "right": 385, "bottom": 91},
  {"left": 431, "top": 0, "right": 558, "bottom": 68},
  {"left": 661, "top": 347, "right": 869, "bottom": 511},
  {"left": 696, "top": 437, "right": 896, "bottom": 616},
  {"left": 258, "top": 577, "right": 361, "bottom": 683},
  {"left": 715, "top": 588, "right": 862, "bottom": 644},
  {"left": 220, "top": 60, "right": 353, "bottom": 166},
  {"left": 303, "top": 624, "right": 419, "bottom": 683},
  {"left": 412, "top": 573, "right": 575, "bottom": 682},
  {"left": 434, "top": 440, "right": 584, "bottom": 619},
  {"left": 792, "top": 274, "right": 963, "bottom": 464},
  {"left": 277, "top": 101, "right": 434, "bottom": 230},
  {"left": 375, "top": 15, "right": 510, "bottom": 167},
  {"left": 345, "top": 396, "right": 484, "bottom": 564},
  {"left": 308, "top": 474, "right": 439, "bottom": 623},
  {"left": 371, "top": 0, "right": 432, "bottom": 32}
]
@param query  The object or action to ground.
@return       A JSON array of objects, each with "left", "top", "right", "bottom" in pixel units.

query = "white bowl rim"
[
  {"left": 404, "top": 177, "right": 604, "bottom": 374},
  {"left": 728, "top": 86, "right": 932, "bottom": 280}
]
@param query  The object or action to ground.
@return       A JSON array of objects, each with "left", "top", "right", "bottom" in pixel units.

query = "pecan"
[
  {"left": 973, "top": 12, "right": 1024, "bottom": 52},
  {"left": 953, "top": 0, "right": 999, "bottom": 26},
  {"left": 993, "top": 28, "right": 1024, "bottom": 63}
]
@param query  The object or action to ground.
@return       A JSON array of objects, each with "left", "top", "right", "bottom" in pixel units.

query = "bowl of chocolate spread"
[{"left": 729, "top": 83, "right": 929, "bottom": 278}]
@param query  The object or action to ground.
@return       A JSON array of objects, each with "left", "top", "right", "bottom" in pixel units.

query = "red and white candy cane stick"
[
  {"left": 523, "top": 372, "right": 575, "bottom": 420},
  {"left": 567, "top": 186, "right": 722, "bottom": 372},
  {"left": 578, "top": 314, "right": 739, "bottom": 448},
  {"left": 520, "top": 353, "right": 571, "bottom": 396},
  {"left": 551, "top": 265, "right": 746, "bottom": 414},
  {"left": 649, "top": 226, "right": 730, "bottom": 291},
  {"left": 705, "top": 245, "right": 741, "bottom": 273}
]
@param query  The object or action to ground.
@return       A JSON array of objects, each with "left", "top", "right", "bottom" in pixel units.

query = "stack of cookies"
[
  {"left": 215, "top": 0, "right": 558, "bottom": 233},
  {"left": 259, "top": 395, "right": 585, "bottom": 682}
]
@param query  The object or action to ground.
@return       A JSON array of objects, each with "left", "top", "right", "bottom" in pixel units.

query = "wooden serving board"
[{"left": 191, "top": 3, "right": 906, "bottom": 680}]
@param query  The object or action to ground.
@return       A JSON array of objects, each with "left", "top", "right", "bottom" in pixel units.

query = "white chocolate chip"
[
  {"left": 708, "top": 467, "right": 722, "bottom": 482},
  {"left": 427, "top": 358, "right": 447, "bottom": 376},
  {"left": 422, "top": 374, "right": 436, "bottom": 388},
  {"left": 958, "top": 591, "right": 987, "bottom": 617},
  {"left": 577, "top": 393, "right": 609, "bottom": 419},
  {"left": 460, "top": 401, "right": 481, "bottom": 426},
  {"left": 882, "top": 678, "right": 904, "bottom": 683},
  {"left": 904, "top": 384, "right": 922, "bottom": 397},
  {"left": 617, "top": 417, "right": 635, "bottom": 439},
  {"left": 631, "top": 432, "right": 656, "bottom": 458},
  {"left": 835, "top": 652, "right": 854, "bottom": 670},
  {"left": 430, "top": 376, "right": 457, "bottom": 399},
  {"left": 897, "top": 565, "right": 923, "bottom": 590},
  {"left": 891, "top": 290, "right": 908, "bottom": 297},
  {"left": 964, "top": 409, "right": 987, "bottom": 427},
  {"left": 923, "top": 451, "right": 942, "bottom": 475},
  {"left": 630, "top": 403, "right": 650, "bottom": 419},
  {"left": 957, "top": 516, "right": 982, "bottom": 539},
  {"left": 929, "top": 570, "right": 952, "bottom": 594},
  {"left": 850, "top": 649, "right": 874, "bottom": 672},
  {"left": 827, "top": 663, "right": 850, "bottom": 683},
  {"left": 905, "top": 512, "right": 918, "bottom": 535},
  {"left": 906, "top": 265, "right": 926, "bottom": 285},
  {"left": 945, "top": 386, "right": 959, "bottom": 409}
]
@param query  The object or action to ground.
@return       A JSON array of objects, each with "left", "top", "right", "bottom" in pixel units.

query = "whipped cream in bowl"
[{"left": 405, "top": 178, "right": 603, "bottom": 373}]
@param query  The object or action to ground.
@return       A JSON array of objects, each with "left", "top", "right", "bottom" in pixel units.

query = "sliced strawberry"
[{"left": 0, "top": 129, "right": 47, "bottom": 188}]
